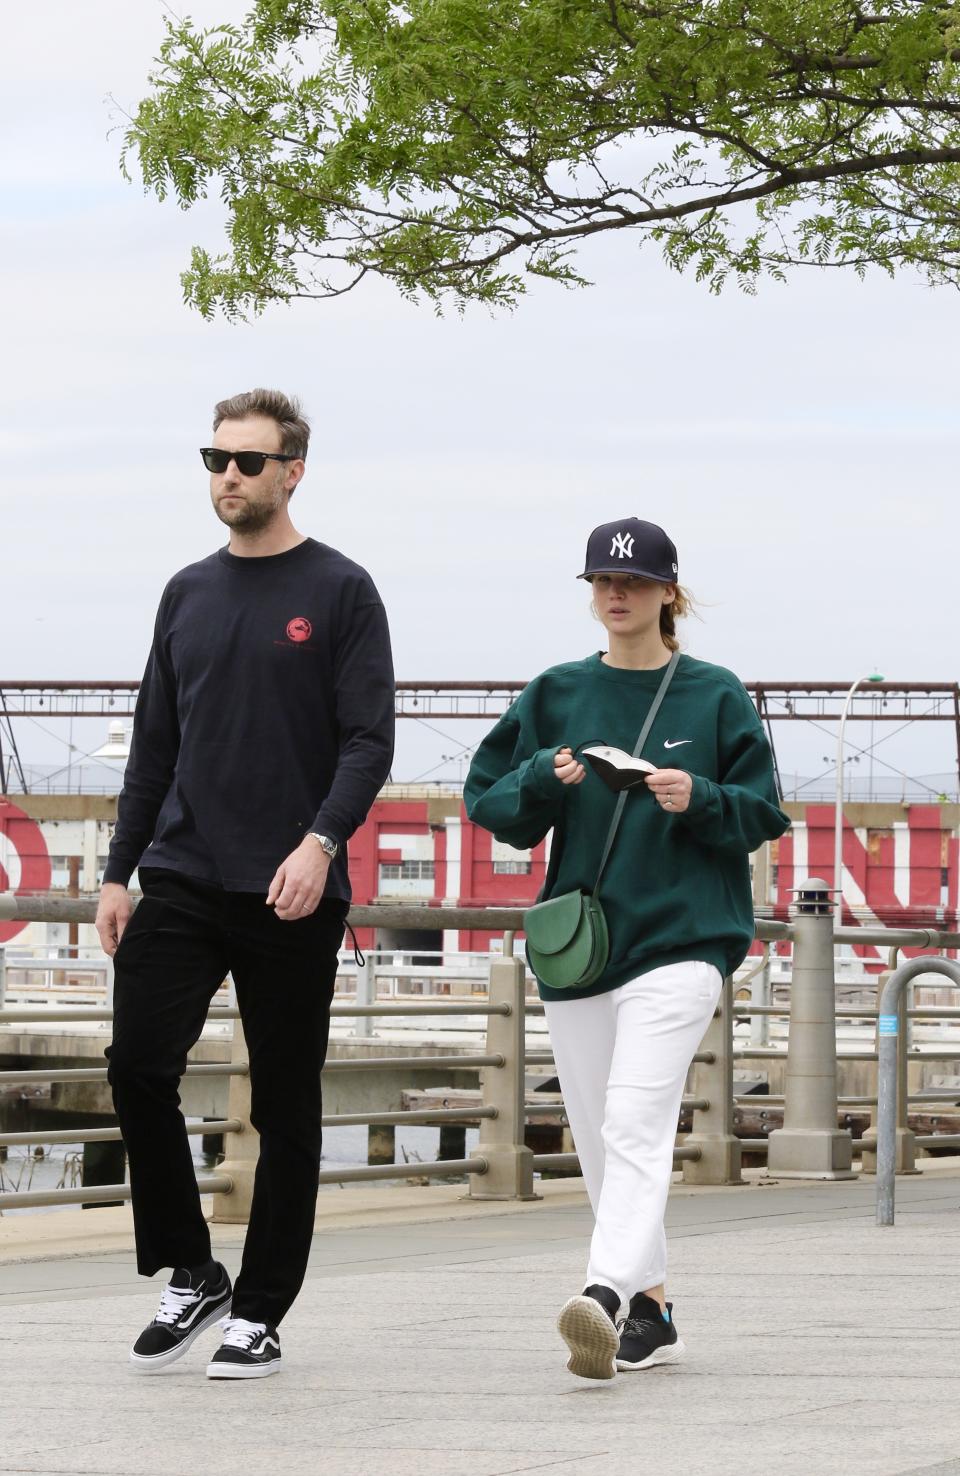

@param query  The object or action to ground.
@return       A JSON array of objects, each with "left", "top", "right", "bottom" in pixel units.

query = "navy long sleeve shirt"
[{"left": 104, "top": 538, "right": 395, "bottom": 899}]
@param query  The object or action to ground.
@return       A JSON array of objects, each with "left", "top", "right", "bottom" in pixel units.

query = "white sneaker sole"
[
  {"left": 128, "top": 1295, "right": 232, "bottom": 1374},
  {"left": 206, "top": 1358, "right": 282, "bottom": 1380},
  {"left": 557, "top": 1296, "right": 618, "bottom": 1381},
  {"left": 616, "top": 1337, "right": 686, "bottom": 1371}
]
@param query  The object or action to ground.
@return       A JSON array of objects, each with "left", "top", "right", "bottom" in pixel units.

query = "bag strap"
[{"left": 591, "top": 649, "right": 681, "bottom": 899}]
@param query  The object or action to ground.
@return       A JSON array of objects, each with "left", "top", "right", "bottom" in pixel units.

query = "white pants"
[{"left": 544, "top": 960, "right": 723, "bottom": 1314}]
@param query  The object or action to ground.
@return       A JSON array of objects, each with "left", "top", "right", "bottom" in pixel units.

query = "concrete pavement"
[{"left": 1, "top": 1167, "right": 959, "bottom": 1476}]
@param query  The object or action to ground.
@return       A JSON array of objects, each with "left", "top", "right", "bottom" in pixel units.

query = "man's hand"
[
  {"left": 645, "top": 767, "right": 694, "bottom": 814},
  {"left": 266, "top": 836, "right": 332, "bottom": 920},
  {"left": 95, "top": 883, "right": 133, "bottom": 956}
]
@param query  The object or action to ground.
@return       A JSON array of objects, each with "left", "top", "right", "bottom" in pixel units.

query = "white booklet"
[{"left": 580, "top": 745, "right": 659, "bottom": 792}]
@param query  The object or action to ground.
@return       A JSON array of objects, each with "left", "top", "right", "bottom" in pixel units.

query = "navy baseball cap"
[{"left": 578, "top": 518, "right": 679, "bottom": 584}]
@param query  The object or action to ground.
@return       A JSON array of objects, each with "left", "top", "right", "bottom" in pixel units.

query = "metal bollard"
[
  {"left": 860, "top": 962, "right": 917, "bottom": 1176},
  {"left": 877, "top": 955, "right": 960, "bottom": 1225},
  {"left": 682, "top": 976, "right": 743, "bottom": 1185},
  {"left": 469, "top": 934, "right": 538, "bottom": 1200},
  {"left": 767, "top": 878, "right": 856, "bottom": 1180}
]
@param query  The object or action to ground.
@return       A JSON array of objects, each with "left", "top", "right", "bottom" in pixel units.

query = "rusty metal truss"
[
  {"left": 1, "top": 678, "right": 957, "bottom": 722},
  {"left": 2, "top": 680, "right": 959, "bottom": 794}
]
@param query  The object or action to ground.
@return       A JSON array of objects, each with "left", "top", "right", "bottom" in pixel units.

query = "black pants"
[{"left": 106, "top": 867, "right": 347, "bottom": 1326}]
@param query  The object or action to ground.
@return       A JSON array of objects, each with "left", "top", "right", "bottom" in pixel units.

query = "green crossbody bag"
[{"left": 523, "top": 651, "right": 680, "bottom": 991}]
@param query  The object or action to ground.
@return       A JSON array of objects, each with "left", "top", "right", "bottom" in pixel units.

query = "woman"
[{"left": 464, "top": 516, "right": 789, "bottom": 1381}]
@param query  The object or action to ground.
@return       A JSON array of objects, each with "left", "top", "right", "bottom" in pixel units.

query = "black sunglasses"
[{"left": 200, "top": 448, "right": 300, "bottom": 476}]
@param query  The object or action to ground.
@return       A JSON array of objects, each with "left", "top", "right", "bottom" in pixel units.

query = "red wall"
[
  {"left": 345, "top": 799, "right": 959, "bottom": 961},
  {"left": 0, "top": 798, "right": 53, "bottom": 944}
]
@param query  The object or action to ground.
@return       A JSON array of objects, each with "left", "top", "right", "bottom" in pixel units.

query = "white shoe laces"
[
  {"left": 154, "top": 1282, "right": 200, "bottom": 1326},
  {"left": 218, "top": 1316, "right": 268, "bottom": 1351}
]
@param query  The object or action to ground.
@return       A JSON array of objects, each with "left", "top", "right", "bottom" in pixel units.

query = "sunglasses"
[{"left": 200, "top": 448, "right": 300, "bottom": 476}]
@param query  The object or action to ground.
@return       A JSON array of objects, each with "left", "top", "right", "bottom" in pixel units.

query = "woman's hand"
[
  {"left": 645, "top": 767, "right": 694, "bottom": 814},
  {"left": 554, "top": 746, "right": 585, "bottom": 786}
]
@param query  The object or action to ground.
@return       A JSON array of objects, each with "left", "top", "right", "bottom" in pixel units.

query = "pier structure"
[
  {"left": 2, "top": 683, "right": 960, "bottom": 1472},
  {"left": 1, "top": 895, "right": 960, "bottom": 1473}
]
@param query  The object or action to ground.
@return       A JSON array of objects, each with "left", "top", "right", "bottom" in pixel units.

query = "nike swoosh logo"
[{"left": 663, "top": 740, "right": 693, "bottom": 749}]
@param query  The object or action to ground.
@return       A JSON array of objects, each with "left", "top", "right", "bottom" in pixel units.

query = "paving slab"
[{"left": 0, "top": 1167, "right": 958, "bottom": 1475}]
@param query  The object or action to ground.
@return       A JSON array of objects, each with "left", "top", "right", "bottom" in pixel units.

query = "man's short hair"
[{"left": 213, "top": 388, "right": 311, "bottom": 460}]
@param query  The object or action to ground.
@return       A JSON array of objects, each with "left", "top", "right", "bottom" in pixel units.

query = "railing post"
[
  {"left": 0, "top": 946, "right": 6, "bottom": 1011},
  {"left": 211, "top": 1018, "right": 253, "bottom": 1223},
  {"left": 750, "top": 951, "right": 771, "bottom": 1048},
  {"left": 469, "top": 933, "right": 538, "bottom": 1200},
  {"left": 682, "top": 976, "right": 743, "bottom": 1185},
  {"left": 352, "top": 951, "right": 377, "bottom": 1039},
  {"left": 767, "top": 878, "right": 856, "bottom": 1180}
]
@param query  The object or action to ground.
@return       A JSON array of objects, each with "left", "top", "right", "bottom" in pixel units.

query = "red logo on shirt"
[{"left": 286, "top": 617, "right": 312, "bottom": 643}]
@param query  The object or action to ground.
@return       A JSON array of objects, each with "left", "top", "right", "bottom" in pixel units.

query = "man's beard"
[{"left": 213, "top": 479, "right": 286, "bottom": 532}]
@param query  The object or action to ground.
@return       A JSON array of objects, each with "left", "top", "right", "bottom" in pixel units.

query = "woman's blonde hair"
[{"left": 661, "top": 584, "right": 696, "bottom": 652}]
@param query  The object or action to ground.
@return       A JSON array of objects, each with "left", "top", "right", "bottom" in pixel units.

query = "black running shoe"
[
  {"left": 129, "top": 1263, "right": 232, "bottom": 1372},
  {"left": 206, "top": 1318, "right": 282, "bottom": 1379},
  {"left": 615, "top": 1291, "right": 685, "bottom": 1371},
  {"left": 557, "top": 1283, "right": 620, "bottom": 1380}
]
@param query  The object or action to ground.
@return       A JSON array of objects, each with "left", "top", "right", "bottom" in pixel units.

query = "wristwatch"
[{"left": 308, "top": 832, "right": 339, "bottom": 859}]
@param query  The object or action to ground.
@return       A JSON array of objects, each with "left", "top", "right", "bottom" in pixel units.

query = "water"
[
  {"left": 320, "top": 1122, "right": 482, "bottom": 1180},
  {"left": 0, "top": 1142, "right": 87, "bottom": 1212}
]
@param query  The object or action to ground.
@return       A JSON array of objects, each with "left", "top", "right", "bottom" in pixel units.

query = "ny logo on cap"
[{"left": 610, "top": 532, "right": 634, "bottom": 560}]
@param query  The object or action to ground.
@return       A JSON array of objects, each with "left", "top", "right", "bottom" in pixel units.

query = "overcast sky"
[{"left": 1, "top": 2, "right": 957, "bottom": 791}]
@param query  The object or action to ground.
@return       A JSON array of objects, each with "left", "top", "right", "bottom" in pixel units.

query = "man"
[{"left": 96, "top": 388, "right": 394, "bottom": 1380}]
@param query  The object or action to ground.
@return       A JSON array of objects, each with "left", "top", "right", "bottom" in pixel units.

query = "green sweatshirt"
[{"left": 464, "top": 652, "right": 790, "bottom": 1001}]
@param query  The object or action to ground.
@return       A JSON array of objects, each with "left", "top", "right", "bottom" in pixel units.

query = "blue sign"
[{"left": 878, "top": 1015, "right": 899, "bottom": 1036}]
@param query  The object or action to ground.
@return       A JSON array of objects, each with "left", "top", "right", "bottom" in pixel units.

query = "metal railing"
[
  {"left": 716, "top": 885, "right": 960, "bottom": 1193},
  {"left": 876, "top": 956, "right": 960, "bottom": 1225},
  {"left": 0, "top": 947, "right": 503, "bottom": 1013},
  {"left": 2, "top": 893, "right": 960, "bottom": 1216},
  {"left": 0, "top": 900, "right": 707, "bottom": 1212}
]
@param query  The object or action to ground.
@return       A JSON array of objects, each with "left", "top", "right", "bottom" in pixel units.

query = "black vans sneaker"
[
  {"left": 557, "top": 1283, "right": 620, "bottom": 1380},
  {"left": 615, "top": 1292, "right": 685, "bottom": 1371},
  {"left": 129, "top": 1263, "right": 232, "bottom": 1372},
  {"left": 206, "top": 1318, "right": 282, "bottom": 1379}
]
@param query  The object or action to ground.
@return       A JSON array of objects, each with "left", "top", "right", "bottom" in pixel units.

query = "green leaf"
[{"left": 119, "top": 0, "right": 960, "bottom": 314}]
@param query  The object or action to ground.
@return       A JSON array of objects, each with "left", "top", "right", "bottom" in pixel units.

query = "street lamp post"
[{"left": 834, "top": 673, "right": 884, "bottom": 917}]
